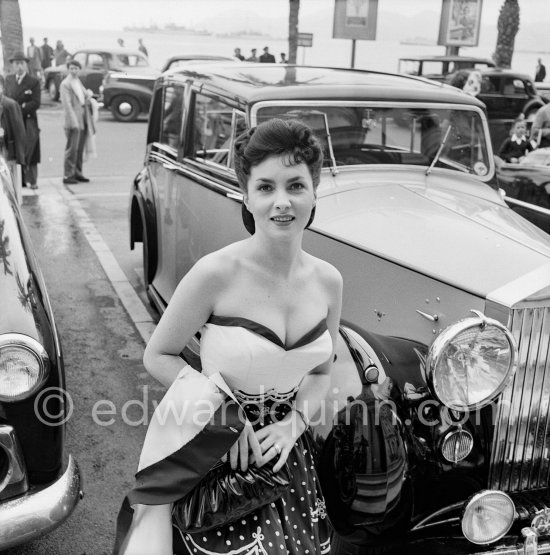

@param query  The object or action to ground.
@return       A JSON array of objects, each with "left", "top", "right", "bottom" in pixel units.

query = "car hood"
[{"left": 315, "top": 166, "right": 550, "bottom": 298}]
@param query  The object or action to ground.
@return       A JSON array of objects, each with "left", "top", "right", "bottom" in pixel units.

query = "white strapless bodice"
[{"left": 200, "top": 315, "right": 333, "bottom": 399}]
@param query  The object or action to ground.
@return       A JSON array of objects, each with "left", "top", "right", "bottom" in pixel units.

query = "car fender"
[
  {"left": 129, "top": 168, "right": 157, "bottom": 279},
  {"left": 314, "top": 322, "right": 426, "bottom": 537},
  {"left": 104, "top": 81, "right": 152, "bottom": 112}
]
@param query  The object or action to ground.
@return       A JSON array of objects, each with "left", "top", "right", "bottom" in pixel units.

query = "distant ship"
[{"left": 123, "top": 23, "right": 211, "bottom": 35}]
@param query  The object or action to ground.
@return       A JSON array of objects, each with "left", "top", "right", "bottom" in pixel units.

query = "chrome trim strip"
[
  {"left": 0, "top": 456, "right": 80, "bottom": 549},
  {"left": 487, "top": 263, "right": 550, "bottom": 308},
  {"left": 504, "top": 195, "right": 550, "bottom": 217},
  {"left": 411, "top": 501, "right": 463, "bottom": 531}
]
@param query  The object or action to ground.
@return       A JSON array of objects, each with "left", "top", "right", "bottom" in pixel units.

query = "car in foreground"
[
  {"left": 101, "top": 54, "right": 236, "bottom": 122},
  {"left": 44, "top": 48, "right": 150, "bottom": 101},
  {"left": 398, "top": 54, "right": 496, "bottom": 82},
  {"left": 0, "top": 158, "right": 81, "bottom": 548},
  {"left": 495, "top": 146, "right": 550, "bottom": 234},
  {"left": 129, "top": 63, "right": 550, "bottom": 554}
]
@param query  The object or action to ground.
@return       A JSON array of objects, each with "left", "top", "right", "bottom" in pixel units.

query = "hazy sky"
[{"left": 19, "top": 0, "right": 545, "bottom": 31}]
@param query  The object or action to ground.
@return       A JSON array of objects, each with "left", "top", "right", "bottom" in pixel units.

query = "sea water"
[{"left": 27, "top": 25, "right": 548, "bottom": 80}]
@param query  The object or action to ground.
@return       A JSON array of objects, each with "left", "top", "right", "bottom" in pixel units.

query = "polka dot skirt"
[{"left": 173, "top": 432, "right": 331, "bottom": 554}]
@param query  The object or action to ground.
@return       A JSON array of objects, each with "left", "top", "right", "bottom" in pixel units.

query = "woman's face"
[{"left": 244, "top": 154, "right": 316, "bottom": 237}]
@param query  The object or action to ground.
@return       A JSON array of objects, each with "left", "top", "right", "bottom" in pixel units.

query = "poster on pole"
[
  {"left": 438, "top": 0, "right": 483, "bottom": 46},
  {"left": 333, "top": 0, "right": 378, "bottom": 40}
]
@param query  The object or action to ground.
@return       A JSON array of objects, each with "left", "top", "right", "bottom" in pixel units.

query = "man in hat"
[
  {"left": 60, "top": 58, "right": 92, "bottom": 184},
  {"left": 5, "top": 50, "right": 41, "bottom": 190},
  {"left": 0, "top": 74, "right": 27, "bottom": 203},
  {"left": 26, "top": 37, "right": 42, "bottom": 79}
]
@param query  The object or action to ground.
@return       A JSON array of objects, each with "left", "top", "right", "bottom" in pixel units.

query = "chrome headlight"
[
  {"left": 462, "top": 490, "right": 515, "bottom": 544},
  {"left": 0, "top": 334, "right": 50, "bottom": 401},
  {"left": 426, "top": 311, "right": 517, "bottom": 411}
]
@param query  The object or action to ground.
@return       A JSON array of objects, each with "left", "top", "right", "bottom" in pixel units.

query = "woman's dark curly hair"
[{"left": 233, "top": 118, "right": 324, "bottom": 191}]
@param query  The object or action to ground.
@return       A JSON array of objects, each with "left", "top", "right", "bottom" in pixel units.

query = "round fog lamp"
[
  {"left": 462, "top": 490, "right": 515, "bottom": 544},
  {"left": 440, "top": 429, "right": 473, "bottom": 463}
]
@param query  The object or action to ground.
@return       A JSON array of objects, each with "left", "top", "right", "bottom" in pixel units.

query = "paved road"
[{"left": 6, "top": 101, "right": 161, "bottom": 555}]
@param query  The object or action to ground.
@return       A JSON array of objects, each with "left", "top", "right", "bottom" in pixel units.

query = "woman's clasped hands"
[{"left": 229, "top": 412, "right": 307, "bottom": 473}]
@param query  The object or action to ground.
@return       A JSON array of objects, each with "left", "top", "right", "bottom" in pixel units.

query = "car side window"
[
  {"left": 73, "top": 52, "right": 86, "bottom": 68},
  {"left": 160, "top": 85, "right": 185, "bottom": 150},
  {"left": 88, "top": 53, "right": 105, "bottom": 70},
  {"left": 192, "top": 93, "right": 244, "bottom": 167},
  {"left": 147, "top": 88, "right": 163, "bottom": 145}
]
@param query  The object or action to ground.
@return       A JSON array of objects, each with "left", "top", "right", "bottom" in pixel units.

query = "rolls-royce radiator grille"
[{"left": 489, "top": 306, "right": 550, "bottom": 492}]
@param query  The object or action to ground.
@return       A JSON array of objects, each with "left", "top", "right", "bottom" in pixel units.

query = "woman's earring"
[{"left": 241, "top": 203, "right": 255, "bottom": 235}]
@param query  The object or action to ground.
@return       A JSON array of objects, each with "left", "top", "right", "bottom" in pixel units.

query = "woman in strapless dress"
[{"left": 115, "top": 118, "right": 343, "bottom": 555}]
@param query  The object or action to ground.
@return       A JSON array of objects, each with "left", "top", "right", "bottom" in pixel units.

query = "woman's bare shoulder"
[
  {"left": 190, "top": 241, "right": 249, "bottom": 285},
  {"left": 306, "top": 253, "right": 343, "bottom": 289}
]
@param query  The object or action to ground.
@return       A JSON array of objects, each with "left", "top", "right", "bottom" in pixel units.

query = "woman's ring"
[{"left": 274, "top": 442, "right": 281, "bottom": 454}]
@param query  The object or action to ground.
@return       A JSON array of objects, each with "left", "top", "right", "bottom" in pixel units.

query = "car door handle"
[{"left": 226, "top": 191, "right": 243, "bottom": 201}]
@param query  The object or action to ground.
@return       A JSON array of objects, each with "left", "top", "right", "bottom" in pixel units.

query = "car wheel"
[
  {"left": 111, "top": 95, "right": 140, "bottom": 122},
  {"left": 48, "top": 79, "right": 59, "bottom": 101},
  {"left": 141, "top": 219, "right": 159, "bottom": 311}
]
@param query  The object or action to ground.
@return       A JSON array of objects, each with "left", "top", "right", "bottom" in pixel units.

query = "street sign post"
[{"left": 297, "top": 32, "right": 313, "bottom": 64}]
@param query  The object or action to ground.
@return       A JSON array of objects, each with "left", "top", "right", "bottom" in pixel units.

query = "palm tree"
[
  {"left": 288, "top": 0, "right": 300, "bottom": 64},
  {"left": 0, "top": 0, "right": 24, "bottom": 72},
  {"left": 492, "top": 0, "right": 520, "bottom": 68}
]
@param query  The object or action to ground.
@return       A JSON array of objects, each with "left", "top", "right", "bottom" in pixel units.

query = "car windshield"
[
  {"left": 255, "top": 103, "right": 491, "bottom": 177},
  {"left": 112, "top": 53, "right": 149, "bottom": 68}
]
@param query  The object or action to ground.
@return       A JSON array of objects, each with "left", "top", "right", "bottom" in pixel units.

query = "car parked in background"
[
  {"left": 0, "top": 158, "right": 81, "bottom": 549},
  {"left": 447, "top": 68, "right": 548, "bottom": 151},
  {"left": 398, "top": 54, "right": 496, "bottom": 82},
  {"left": 44, "top": 48, "right": 150, "bottom": 101},
  {"left": 160, "top": 54, "right": 234, "bottom": 73},
  {"left": 101, "top": 54, "right": 236, "bottom": 122},
  {"left": 129, "top": 62, "right": 550, "bottom": 554},
  {"left": 536, "top": 81, "right": 550, "bottom": 102},
  {"left": 495, "top": 146, "right": 550, "bottom": 234}
]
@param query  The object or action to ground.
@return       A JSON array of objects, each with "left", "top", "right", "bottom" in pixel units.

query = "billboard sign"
[
  {"left": 438, "top": 0, "right": 483, "bottom": 46},
  {"left": 333, "top": 0, "right": 378, "bottom": 40}
]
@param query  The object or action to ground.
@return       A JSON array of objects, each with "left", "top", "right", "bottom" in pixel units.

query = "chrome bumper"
[
  {"left": 476, "top": 529, "right": 550, "bottom": 555},
  {"left": 0, "top": 455, "right": 81, "bottom": 549}
]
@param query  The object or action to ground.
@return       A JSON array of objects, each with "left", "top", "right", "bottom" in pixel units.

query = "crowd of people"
[
  {"left": 234, "top": 46, "right": 287, "bottom": 63},
  {"left": 1, "top": 43, "right": 98, "bottom": 202}
]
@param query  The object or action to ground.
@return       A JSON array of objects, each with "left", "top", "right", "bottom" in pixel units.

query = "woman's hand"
[
  {"left": 229, "top": 420, "right": 262, "bottom": 472},
  {"left": 254, "top": 415, "right": 307, "bottom": 473}
]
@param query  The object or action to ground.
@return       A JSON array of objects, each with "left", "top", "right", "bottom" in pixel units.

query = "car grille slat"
[{"left": 490, "top": 306, "right": 550, "bottom": 492}]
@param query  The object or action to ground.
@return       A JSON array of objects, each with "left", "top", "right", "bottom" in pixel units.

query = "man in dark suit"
[
  {"left": 0, "top": 74, "right": 27, "bottom": 202},
  {"left": 259, "top": 46, "right": 276, "bottom": 63},
  {"left": 5, "top": 51, "right": 41, "bottom": 189},
  {"left": 41, "top": 37, "right": 54, "bottom": 70}
]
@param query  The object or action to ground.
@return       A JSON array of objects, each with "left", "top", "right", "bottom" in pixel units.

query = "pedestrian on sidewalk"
[
  {"left": 138, "top": 38, "right": 148, "bottom": 58},
  {"left": 41, "top": 38, "right": 54, "bottom": 71},
  {"left": 60, "top": 59, "right": 95, "bottom": 184},
  {"left": 26, "top": 38, "right": 42, "bottom": 79},
  {"left": 535, "top": 58, "right": 546, "bottom": 82},
  {"left": 5, "top": 51, "right": 41, "bottom": 190},
  {"left": 0, "top": 74, "right": 27, "bottom": 203}
]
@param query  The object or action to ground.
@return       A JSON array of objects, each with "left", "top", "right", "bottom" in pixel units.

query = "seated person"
[{"left": 497, "top": 115, "right": 535, "bottom": 163}]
